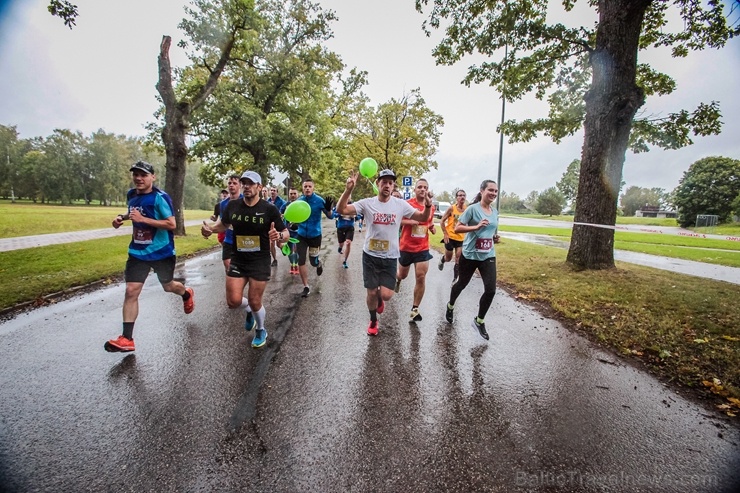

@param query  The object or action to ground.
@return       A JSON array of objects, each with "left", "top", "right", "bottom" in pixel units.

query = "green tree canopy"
[
  {"left": 619, "top": 185, "right": 669, "bottom": 217},
  {"left": 673, "top": 156, "right": 740, "bottom": 227},
  {"left": 416, "top": 0, "right": 738, "bottom": 269},
  {"left": 556, "top": 159, "right": 580, "bottom": 207},
  {"left": 346, "top": 88, "right": 444, "bottom": 182},
  {"left": 535, "top": 187, "right": 567, "bottom": 216}
]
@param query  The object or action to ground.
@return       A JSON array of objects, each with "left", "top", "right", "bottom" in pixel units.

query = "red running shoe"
[
  {"left": 376, "top": 297, "right": 385, "bottom": 314},
  {"left": 104, "top": 335, "right": 135, "bottom": 352},
  {"left": 367, "top": 321, "right": 379, "bottom": 336},
  {"left": 183, "top": 287, "right": 195, "bottom": 314}
]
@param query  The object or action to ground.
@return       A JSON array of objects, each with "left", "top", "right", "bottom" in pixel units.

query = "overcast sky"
[{"left": 1, "top": 0, "right": 738, "bottom": 198}]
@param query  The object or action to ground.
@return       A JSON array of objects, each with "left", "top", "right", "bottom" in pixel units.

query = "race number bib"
[
  {"left": 133, "top": 226, "right": 153, "bottom": 245},
  {"left": 475, "top": 237, "right": 493, "bottom": 253},
  {"left": 235, "top": 235, "right": 260, "bottom": 252},
  {"left": 411, "top": 224, "right": 427, "bottom": 238},
  {"left": 368, "top": 239, "right": 390, "bottom": 253}
]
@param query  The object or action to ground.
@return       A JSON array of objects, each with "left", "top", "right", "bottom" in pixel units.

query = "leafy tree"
[
  {"left": 188, "top": 0, "right": 350, "bottom": 188},
  {"left": 619, "top": 185, "right": 668, "bottom": 216},
  {"left": 39, "top": 129, "right": 87, "bottom": 204},
  {"left": 731, "top": 193, "right": 740, "bottom": 220},
  {"left": 435, "top": 190, "right": 454, "bottom": 203},
  {"left": 347, "top": 88, "right": 444, "bottom": 183},
  {"left": 535, "top": 187, "right": 567, "bottom": 216},
  {"left": 416, "top": 0, "right": 738, "bottom": 269},
  {"left": 673, "top": 156, "right": 740, "bottom": 227},
  {"left": 47, "top": 0, "right": 77, "bottom": 28},
  {"left": 556, "top": 159, "right": 580, "bottom": 207},
  {"left": 155, "top": 0, "right": 258, "bottom": 234},
  {"left": 498, "top": 190, "right": 526, "bottom": 212},
  {"left": 524, "top": 190, "right": 540, "bottom": 211}
]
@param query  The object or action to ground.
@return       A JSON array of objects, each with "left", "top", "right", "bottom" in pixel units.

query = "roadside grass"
[
  {"left": 0, "top": 227, "right": 218, "bottom": 310},
  {"left": 429, "top": 231, "right": 740, "bottom": 410},
  {"left": 499, "top": 225, "right": 740, "bottom": 267},
  {"left": 0, "top": 202, "right": 212, "bottom": 238},
  {"left": 501, "top": 214, "right": 680, "bottom": 227}
]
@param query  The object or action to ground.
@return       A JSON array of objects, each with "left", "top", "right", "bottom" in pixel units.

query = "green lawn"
[{"left": 0, "top": 202, "right": 212, "bottom": 238}]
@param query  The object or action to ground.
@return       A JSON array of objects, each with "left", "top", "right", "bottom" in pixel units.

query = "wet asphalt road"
[{"left": 0, "top": 230, "right": 739, "bottom": 492}]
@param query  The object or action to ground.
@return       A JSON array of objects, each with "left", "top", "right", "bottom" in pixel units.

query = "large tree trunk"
[
  {"left": 156, "top": 31, "right": 238, "bottom": 235},
  {"left": 157, "top": 36, "right": 190, "bottom": 235},
  {"left": 567, "top": 0, "right": 649, "bottom": 269}
]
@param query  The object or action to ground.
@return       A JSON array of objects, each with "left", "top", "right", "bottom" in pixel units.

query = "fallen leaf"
[
  {"left": 717, "top": 404, "right": 732, "bottom": 410},
  {"left": 720, "top": 335, "right": 740, "bottom": 342},
  {"left": 693, "top": 338, "right": 709, "bottom": 344}
]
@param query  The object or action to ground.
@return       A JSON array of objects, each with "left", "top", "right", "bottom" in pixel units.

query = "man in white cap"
[
  {"left": 335, "top": 168, "right": 433, "bottom": 336},
  {"left": 104, "top": 160, "right": 195, "bottom": 353},
  {"left": 201, "top": 171, "right": 288, "bottom": 348}
]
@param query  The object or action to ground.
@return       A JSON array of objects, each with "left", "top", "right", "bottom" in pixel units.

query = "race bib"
[
  {"left": 411, "top": 224, "right": 427, "bottom": 238},
  {"left": 368, "top": 239, "right": 390, "bottom": 252},
  {"left": 235, "top": 235, "right": 260, "bottom": 252},
  {"left": 475, "top": 237, "right": 493, "bottom": 253},
  {"left": 133, "top": 226, "right": 153, "bottom": 245}
]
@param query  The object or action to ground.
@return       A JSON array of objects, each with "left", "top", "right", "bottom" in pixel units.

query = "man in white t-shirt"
[{"left": 336, "top": 168, "right": 434, "bottom": 336}]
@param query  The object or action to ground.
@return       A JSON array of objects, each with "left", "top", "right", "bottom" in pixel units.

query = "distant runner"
[
  {"left": 333, "top": 202, "right": 356, "bottom": 269},
  {"left": 438, "top": 189, "right": 468, "bottom": 283},
  {"left": 295, "top": 178, "right": 333, "bottom": 297},
  {"left": 267, "top": 186, "right": 287, "bottom": 267}
]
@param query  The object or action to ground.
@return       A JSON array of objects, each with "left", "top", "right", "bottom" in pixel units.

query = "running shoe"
[
  {"left": 343, "top": 261, "right": 348, "bottom": 269},
  {"left": 438, "top": 257, "right": 445, "bottom": 271},
  {"left": 409, "top": 307, "right": 422, "bottom": 323},
  {"left": 271, "top": 259, "right": 278, "bottom": 267},
  {"left": 245, "top": 310, "right": 256, "bottom": 332},
  {"left": 183, "top": 287, "right": 195, "bottom": 314},
  {"left": 301, "top": 286, "right": 310, "bottom": 298},
  {"left": 394, "top": 279, "right": 401, "bottom": 293},
  {"left": 445, "top": 303, "right": 454, "bottom": 323},
  {"left": 472, "top": 318, "right": 489, "bottom": 340},
  {"left": 104, "top": 335, "right": 135, "bottom": 352},
  {"left": 367, "top": 321, "right": 379, "bottom": 336},
  {"left": 376, "top": 297, "right": 385, "bottom": 314},
  {"left": 252, "top": 328, "right": 267, "bottom": 348},
  {"left": 317, "top": 261, "right": 323, "bottom": 276}
]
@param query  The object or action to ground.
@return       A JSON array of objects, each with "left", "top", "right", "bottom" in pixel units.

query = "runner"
[
  {"left": 395, "top": 178, "right": 436, "bottom": 323},
  {"left": 332, "top": 201, "right": 356, "bottom": 269},
  {"left": 438, "top": 189, "right": 468, "bottom": 282},
  {"left": 104, "top": 161, "right": 194, "bottom": 353},
  {"left": 336, "top": 169, "right": 433, "bottom": 336},
  {"left": 200, "top": 171, "right": 287, "bottom": 348},
  {"left": 211, "top": 188, "right": 229, "bottom": 244},
  {"left": 445, "top": 180, "right": 501, "bottom": 341},
  {"left": 211, "top": 174, "right": 242, "bottom": 272},
  {"left": 295, "top": 178, "right": 334, "bottom": 297},
  {"left": 280, "top": 187, "right": 300, "bottom": 275},
  {"left": 267, "top": 186, "right": 287, "bottom": 267}
]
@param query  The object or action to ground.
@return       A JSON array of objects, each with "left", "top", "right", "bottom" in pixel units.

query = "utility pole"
[
  {"left": 495, "top": 43, "right": 507, "bottom": 212},
  {"left": 7, "top": 146, "right": 14, "bottom": 203}
]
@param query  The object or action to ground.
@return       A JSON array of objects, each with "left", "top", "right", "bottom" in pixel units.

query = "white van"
[{"left": 434, "top": 201, "right": 451, "bottom": 219}]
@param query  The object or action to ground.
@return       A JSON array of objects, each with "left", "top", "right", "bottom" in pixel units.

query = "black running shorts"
[
  {"left": 362, "top": 252, "right": 397, "bottom": 290},
  {"left": 124, "top": 255, "right": 176, "bottom": 284}
]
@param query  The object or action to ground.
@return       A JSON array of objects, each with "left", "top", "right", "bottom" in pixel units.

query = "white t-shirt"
[{"left": 353, "top": 196, "right": 417, "bottom": 259}]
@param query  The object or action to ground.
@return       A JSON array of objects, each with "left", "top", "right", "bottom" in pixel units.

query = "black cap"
[{"left": 130, "top": 161, "right": 154, "bottom": 174}]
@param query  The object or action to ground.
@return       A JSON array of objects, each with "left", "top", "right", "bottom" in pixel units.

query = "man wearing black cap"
[
  {"left": 336, "top": 168, "right": 433, "bottom": 336},
  {"left": 104, "top": 160, "right": 195, "bottom": 353},
  {"left": 201, "top": 170, "right": 287, "bottom": 348}
]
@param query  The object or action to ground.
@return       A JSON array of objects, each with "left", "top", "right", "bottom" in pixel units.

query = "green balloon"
[
  {"left": 283, "top": 200, "right": 311, "bottom": 223},
  {"left": 359, "top": 157, "right": 378, "bottom": 178}
]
